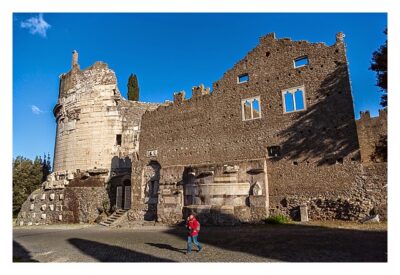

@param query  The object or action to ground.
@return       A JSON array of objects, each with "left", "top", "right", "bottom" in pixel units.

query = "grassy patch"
[{"left": 264, "top": 215, "right": 290, "bottom": 225}]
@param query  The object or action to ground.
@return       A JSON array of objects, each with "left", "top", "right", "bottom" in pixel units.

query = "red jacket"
[{"left": 187, "top": 218, "right": 200, "bottom": 236}]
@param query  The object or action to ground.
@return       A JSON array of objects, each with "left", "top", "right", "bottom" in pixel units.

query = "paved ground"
[{"left": 13, "top": 222, "right": 387, "bottom": 262}]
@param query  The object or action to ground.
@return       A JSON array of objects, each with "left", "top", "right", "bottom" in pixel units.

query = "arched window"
[
  {"left": 241, "top": 96, "right": 262, "bottom": 121},
  {"left": 282, "top": 86, "right": 306, "bottom": 113},
  {"left": 252, "top": 98, "right": 261, "bottom": 118}
]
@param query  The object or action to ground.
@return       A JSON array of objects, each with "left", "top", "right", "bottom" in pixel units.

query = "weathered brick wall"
[
  {"left": 63, "top": 186, "right": 109, "bottom": 223},
  {"left": 16, "top": 175, "right": 110, "bottom": 226},
  {"left": 269, "top": 162, "right": 387, "bottom": 221},
  {"left": 139, "top": 32, "right": 358, "bottom": 167},
  {"left": 134, "top": 32, "right": 365, "bottom": 222},
  {"left": 356, "top": 109, "right": 387, "bottom": 163}
]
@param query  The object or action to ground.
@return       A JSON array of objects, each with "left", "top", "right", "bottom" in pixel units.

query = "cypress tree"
[
  {"left": 370, "top": 28, "right": 387, "bottom": 107},
  {"left": 127, "top": 74, "right": 139, "bottom": 101}
]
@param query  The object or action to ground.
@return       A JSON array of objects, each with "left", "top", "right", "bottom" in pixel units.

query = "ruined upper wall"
[
  {"left": 139, "top": 32, "right": 359, "bottom": 167},
  {"left": 356, "top": 109, "right": 387, "bottom": 163},
  {"left": 53, "top": 52, "right": 159, "bottom": 174}
]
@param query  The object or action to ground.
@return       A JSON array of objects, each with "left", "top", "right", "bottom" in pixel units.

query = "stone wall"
[
  {"left": 16, "top": 174, "right": 110, "bottom": 226},
  {"left": 139, "top": 33, "right": 358, "bottom": 167},
  {"left": 63, "top": 186, "right": 109, "bottom": 223},
  {"left": 16, "top": 189, "right": 65, "bottom": 226},
  {"left": 356, "top": 109, "right": 387, "bottom": 163},
  {"left": 269, "top": 162, "right": 387, "bottom": 221},
  {"left": 133, "top": 32, "right": 365, "bottom": 223}
]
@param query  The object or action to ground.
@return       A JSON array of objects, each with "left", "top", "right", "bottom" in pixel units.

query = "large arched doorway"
[
  {"left": 142, "top": 161, "right": 161, "bottom": 220},
  {"left": 116, "top": 178, "right": 131, "bottom": 210}
]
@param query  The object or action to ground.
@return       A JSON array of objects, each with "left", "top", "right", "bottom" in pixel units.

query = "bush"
[{"left": 264, "top": 214, "right": 290, "bottom": 224}]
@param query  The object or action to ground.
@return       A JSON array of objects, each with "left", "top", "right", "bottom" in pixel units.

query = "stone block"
[
  {"left": 30, "top": 195, "right": 36, "bottom": 201},
  {"left": 163, "top": 196, "right": 177, "bottom": 204},
  {"left": 41, "top": 194, "right": 46, "bottom": 200},
  {"left": 220, "top": 205, "right": 235, "bottom": 214},
  {"left": 41, "top": 214, "right": 46, "bottom": 219},
  {"left": 67, "top": 173, "right": 74, "bottom": 180},
  {"left": 32, "top": 213, "right": 36, "bottom": 218},
  {"left": 30, "top": 204, "right": 35, "bottom": 211},
  {"left": 19, "top": 221, "right": 24, "bottom": 226},
  {"left": 209, "top": 197, "right": 225, "bottom": 205},
  {"left": 233, "top": 197, "right": 246, "bottom": 206},
  {"left": 50, "top": 193, "right": 55, "bottom": 200},
  {"left": 49, "top": 204, "right": 55, "bottom": 211},
  {"left": 300, "top": 204, "right": 309, "bottom": 222},
  {"left": 223, "top": 165, "right": 239, "bottom": 174},
  {"left": 249, "top": 195, "right": 266, "bottom": 208},
  {"left": 58, "top": 215, "right": 63, "bottom": 221},
  {"left": 28, "top": 222, "right": 33, "bottom": 226},
  {"left": 41, "top": 204, "right": 47, "bottom": 211},
  {"left": 59, "top": 194, "right": 64, "bottom": 200}
]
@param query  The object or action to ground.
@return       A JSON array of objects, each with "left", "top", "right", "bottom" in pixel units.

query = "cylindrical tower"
[{"left": 52, "top": 51, "right": 125, "bottom": 173}]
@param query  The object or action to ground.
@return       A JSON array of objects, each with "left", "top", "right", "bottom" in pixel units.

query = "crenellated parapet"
[{"left": 356, "top": 109, "right": 387, "bottom": 163}]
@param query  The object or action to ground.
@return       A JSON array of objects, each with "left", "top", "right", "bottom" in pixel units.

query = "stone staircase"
[{"left": 99, "top": 209, "right": 127, "bottom": 227}]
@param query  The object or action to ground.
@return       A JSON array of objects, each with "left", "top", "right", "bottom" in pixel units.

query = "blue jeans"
[{"left": 187, "top": 235, "right": 202, "bottom": 252}]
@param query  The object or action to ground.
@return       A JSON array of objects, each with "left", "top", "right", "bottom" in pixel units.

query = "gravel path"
[{"left": 13, "top": 223, "right": 387, "bottom": 262}]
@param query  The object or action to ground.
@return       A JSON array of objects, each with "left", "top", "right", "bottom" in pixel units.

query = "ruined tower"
[
  {"left": 16, "top": 51, "right": 159, "bottom": 226},
  {"left": 53, "top": 51, "right": 158, "bottom": 174}
]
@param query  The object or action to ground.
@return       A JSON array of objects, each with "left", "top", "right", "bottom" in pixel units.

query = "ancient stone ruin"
[{"left": 16, "top": 32, "right": 387, "bottom": 226}]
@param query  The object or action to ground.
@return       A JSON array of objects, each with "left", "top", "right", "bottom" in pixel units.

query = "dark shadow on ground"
[
  {"left": 68, "top": 238, "right": 174, "bottom": 262},
  {"left": 164, "top": 223, "right": 387, "bottom": 262},
  {"left": 13, "top": 241, "right": 38, "bottom": 262},
  {"left": 145, "top": 243, "right": 186, "bottom": 254}
]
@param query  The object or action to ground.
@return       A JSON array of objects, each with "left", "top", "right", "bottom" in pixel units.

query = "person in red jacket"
[{"left": 186, "top": 214, "right": 202, "bottom": 254}]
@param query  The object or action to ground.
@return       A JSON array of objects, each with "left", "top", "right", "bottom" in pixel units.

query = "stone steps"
[{"left": 99, "top": 209, "right": 127, "bottom": 227}]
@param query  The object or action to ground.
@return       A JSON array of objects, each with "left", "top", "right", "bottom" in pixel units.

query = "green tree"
[
  {"left": 370, "top": 28, "right": 387, "bottom": 107},
  {"left": 127, "top": 73, "right": 139, "bottom": 101},
  {"left": 371, "top": 135, "right": 387, "bottom": 163},
  {"left": 12, "top": 155, "right": 47, "bottom": 216}
]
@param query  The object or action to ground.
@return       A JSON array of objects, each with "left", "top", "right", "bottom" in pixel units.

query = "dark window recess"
[
  {"left": 116, "top": 134, "right": 122, "bottom": 146},
  {"left": 238, "top": 74, "right": 249, "bottom": 83},
  {"left": 294, "top": 56, "right": 309, "bottom": 68},
  {"left": 267, "top": 146, "right": 281, "bottom": 158}
]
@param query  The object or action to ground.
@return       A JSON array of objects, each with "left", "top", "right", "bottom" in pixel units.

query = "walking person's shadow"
[{"left": 145, "top": 243, "right": 186, "bottom": 254}]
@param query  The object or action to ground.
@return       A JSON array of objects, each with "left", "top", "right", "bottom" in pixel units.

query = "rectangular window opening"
[
  {"left": 116, "top": 134, "right": 122, "bottom": 146},
  {"left": 294, "top": 56, "right": 309, "bottom": 68},
  {"left": 238, "top": 74, "right": 249, "bottom": 84},
  {"left": 267, "top": 146, "right": 281, "bottom": 158}
]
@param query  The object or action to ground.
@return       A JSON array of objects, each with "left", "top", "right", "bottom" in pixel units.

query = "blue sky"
[{"left": 13, "top": 13, "right": 387, "bottom": 161}]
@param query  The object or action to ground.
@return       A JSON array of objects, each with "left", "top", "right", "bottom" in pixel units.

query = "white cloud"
[
  {"left": 31, "top": 105, "right": 43, "bottom": 115},
  {"left": 20, "top": 14, "right": 51, "bottom": 38}
]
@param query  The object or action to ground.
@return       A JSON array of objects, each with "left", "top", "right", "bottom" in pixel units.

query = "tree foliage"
[
  {"left": 371, "top": 135, "right": 387, "bottom": 163},
  {"left": 127, "top": 74, "right": 139, "bottom": 101},
  {"left": 370, "top": 28, "right": 387, "bottom": 107},
  {"left": 13, "top": 154, "right": 52, "bottom": 216}
]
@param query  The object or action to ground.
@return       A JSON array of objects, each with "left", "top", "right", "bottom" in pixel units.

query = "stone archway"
[{"left": 142, "top": 161, "right": 161, "bottom": 220}]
